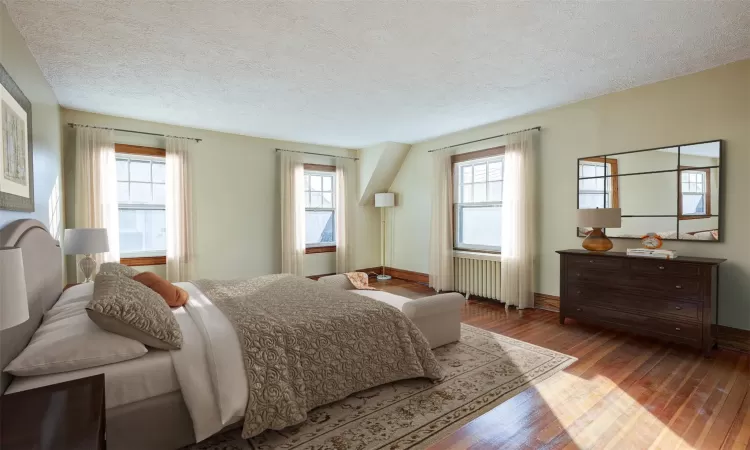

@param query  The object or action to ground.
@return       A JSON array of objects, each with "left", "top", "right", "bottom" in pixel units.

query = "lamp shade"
[
  {"left": 0, "top": 247, "right": 29, "bottom": 330},
  {"left": 375, "top": 193, "right": 395, "bottom": 208},
  {"left": 577, "top": 208, "right": 622, "bottom": 228},
  {"left": 64, "top": 228, "right": 110, "bottom": 255}
]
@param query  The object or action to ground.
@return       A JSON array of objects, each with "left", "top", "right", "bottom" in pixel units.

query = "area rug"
[{"left": 184, "top": 324, "right": 577, "bottom": 450}]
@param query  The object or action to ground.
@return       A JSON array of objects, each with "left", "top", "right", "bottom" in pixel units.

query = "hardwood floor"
[{"left": 374, "top": 279, "right": 750, "bottom": 450}]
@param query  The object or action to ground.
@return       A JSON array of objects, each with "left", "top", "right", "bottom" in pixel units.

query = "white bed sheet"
[{"left": 5, "top": 283, "right": 180, "bottom": 409}]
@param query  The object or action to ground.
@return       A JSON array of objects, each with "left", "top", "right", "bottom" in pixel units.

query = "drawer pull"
[
  {"left": 576, "top": 307, "right": 583, "bottom": 312},
  {"left": 576, "top": 290, "right": 581, "bottom": 295},
  {"left": 675, "top": 306, "right": 682, "bottom": 310},
  {"left": 675, "top": 327, "right": 681, "bottom": 331},
  {"left": 576, "top": 272, "right": 581, "bottom": 277},
  {"left": 589, "top": 260, "right": 594, "bottom": 263},
  {"left": 658, "top": 265, "right": 665, "bottom": 270},
  {"left": 675, "top": 285, "right": 683, "bottom": 289}
]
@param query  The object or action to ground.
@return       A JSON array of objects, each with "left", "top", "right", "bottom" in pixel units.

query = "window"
[
  {"left": 304, "top": 164, "right": 336, "bottom": 253},
  {"left": 115, "top": 144, "right": 167, "bottom": 265},
  {"left": 679, "top": 167, "right": 711, "bottom": 219},
  {"left": 453, "top": 148, "right": 504, "bottom": 252},
  {"left": 578, "top": 158, "right": 619, "bottom": 209}
]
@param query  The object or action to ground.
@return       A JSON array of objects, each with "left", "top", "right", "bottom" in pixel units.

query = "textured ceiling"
[{"left": 4, "top": 1, "right": 750, "bottom": 148}]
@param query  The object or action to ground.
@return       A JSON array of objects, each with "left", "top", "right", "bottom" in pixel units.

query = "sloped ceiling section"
[{"left": 358, "top": 143, "right": 411, "bottom": 206}]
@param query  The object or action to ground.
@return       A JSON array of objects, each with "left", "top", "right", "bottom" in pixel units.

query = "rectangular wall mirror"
[{"left": 577, "top": 140, "right": 722, "bottom": 242}]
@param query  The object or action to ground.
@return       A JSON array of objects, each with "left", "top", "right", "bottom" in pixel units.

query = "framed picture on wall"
[{"left": 0, "top": 62, "right": 33, "bottom": 212}]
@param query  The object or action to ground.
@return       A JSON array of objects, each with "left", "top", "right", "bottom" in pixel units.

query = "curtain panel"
[
  {"left": 500, "top": 129, "right": 538, "bottom": 309},
  {"left": 335, "top": 158, "right": 356, "bottom": 273},
  {"left": 165, "top": 136, "right": 194, "bottom": 282},
  {"left": 280, "top": 152, "right": 305, "bottom": 276},
  {"left": 74, "top": 127, "right": 120, "bottom": 281},
  {"left": 428, "top": 149, "right": 455, "bottom": 292}
]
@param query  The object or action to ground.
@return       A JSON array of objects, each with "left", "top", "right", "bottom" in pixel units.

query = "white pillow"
[{"left": 4, "top": 299, "right": 148, "bottom": 376}]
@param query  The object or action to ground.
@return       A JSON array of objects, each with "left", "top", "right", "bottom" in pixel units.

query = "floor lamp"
[{"left": 375, "top": 192, "right": 395, "bottom": 281}]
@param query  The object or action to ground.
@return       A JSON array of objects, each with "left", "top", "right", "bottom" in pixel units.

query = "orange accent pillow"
[{"left": 133, "top": 272, "right": 189, "bottom": 308}]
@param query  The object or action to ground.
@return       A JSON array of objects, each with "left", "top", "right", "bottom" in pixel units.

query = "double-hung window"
[
  {"left": 578, "top": 158, "right": 619, "bottom": 209},
  {"left": 453, "top": 148, "right": 504, "bottom": 252},
  {"left": 304, "top": 165, "right": 336, "bottom": 253},
  {"left": 115, "top": 145, "right": 167, "bottom": 264},
  {"left": 679, "top": 167, "right": 710, "bottom": 219}
]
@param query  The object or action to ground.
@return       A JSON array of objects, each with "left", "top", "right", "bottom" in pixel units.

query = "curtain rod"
[
  {"left": 67, "top": 123, "right": 202, "bottom": 143},
  {"left": 275, "top": 148, "right": 359, "bottom": 161},
  {"left": 427, "top": 126, "right": 540, "bottom": 153}
]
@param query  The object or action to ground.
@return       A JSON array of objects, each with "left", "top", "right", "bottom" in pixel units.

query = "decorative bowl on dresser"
[{"left": 557, "top": 249, "right": 725, "bottom": 356}]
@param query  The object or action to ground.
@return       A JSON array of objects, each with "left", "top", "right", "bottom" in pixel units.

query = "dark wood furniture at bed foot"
[
  {"left": 557, "top": 249, "right": 725, "bottom": 356},
  {"left": 0, "top": 374, "right": 106, "bottom": 450}
]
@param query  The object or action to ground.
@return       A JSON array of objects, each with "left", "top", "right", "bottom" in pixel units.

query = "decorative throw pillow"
[
  {"left": 98, "top": 262, "right": 139, "bottom": 278},
  {"left": 86, "top": 274, "right": 183, "bottom": 350},
  {"left": 133, "top": 271, "right": 189, "bottom": 307}
]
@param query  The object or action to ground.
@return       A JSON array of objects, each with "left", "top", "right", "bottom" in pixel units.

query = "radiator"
[{"left": 453, "top": 252, "right": 501, "bottom": 300}]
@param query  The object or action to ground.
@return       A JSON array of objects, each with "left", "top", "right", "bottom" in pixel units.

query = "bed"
[{"left": 0, "top": 219, "right": 440, "bottom": 450}]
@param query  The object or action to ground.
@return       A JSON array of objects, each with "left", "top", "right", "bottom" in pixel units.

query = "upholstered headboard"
[{"left": 0, "top": 219, "right": 63, "bottom": 393}]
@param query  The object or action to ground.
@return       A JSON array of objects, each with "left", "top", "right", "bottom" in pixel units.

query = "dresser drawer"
[
  {"left": 628, "top": 276, "right": 702, "bottom": 299},
  {"left": 566, "top": 284, "right": 702, "bottom": 322},
  {"left": 629, "top": 259, "right": 702, "bottom": 278},
  {"left": 562, "top": 303, "right": 702, "bottom": 343},
  {"left": 567, "top": 255, "right": 624, "bottom": 272}
]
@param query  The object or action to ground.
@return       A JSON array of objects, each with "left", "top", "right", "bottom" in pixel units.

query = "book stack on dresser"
[{"left": 557, "top": 249, "right": 725, "bottom": 356}]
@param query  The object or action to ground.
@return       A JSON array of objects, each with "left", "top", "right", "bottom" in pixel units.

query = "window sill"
[
  {"left": 120, "top": 256, "right": 166, "bottom": 266},
  {"left": 306, "top": 246, "right": 336, "bottom": 254},
  {"left": 453, "top": 249, "right": 502, "bottom": 261},
  {"left": 679, "top": 215, "right": 711, "bottom": 221}
]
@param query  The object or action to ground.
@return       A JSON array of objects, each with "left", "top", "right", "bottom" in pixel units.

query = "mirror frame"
[{"left": 576, "top": 139, "right": 724, "bottom": 243}]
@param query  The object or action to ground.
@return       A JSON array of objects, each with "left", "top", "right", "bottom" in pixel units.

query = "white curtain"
[
  {"left": 280, "top": 152, "right": 305, "bottom": 276},
  {"left": 500, "top": 129, "right": 538, "bottom": 309},
  {"left": 165, "top": 137, "right": 194, "bottom": 282},
  {"left": 74, "top": 127, "right": 119, "bottom": 281},
  {"left": 428, "top": 149, "right": 455, "bottom": 292},
  {"left": 335, "top": 158, "right": 356, "bottom": 273}
]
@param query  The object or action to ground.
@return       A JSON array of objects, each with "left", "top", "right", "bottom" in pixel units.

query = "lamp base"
[
  {"left": 79, "top": 254, "right": 97, "bottom": 283},
  {"left": 582, "top": 228, "right": 614, "bottom": 252},
  {"left": 376, "top": 274, "right": 392, "bottom": 281}
]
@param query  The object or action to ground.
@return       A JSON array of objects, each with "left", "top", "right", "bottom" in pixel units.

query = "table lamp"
[
  {"left": 64, "top": 228, "right": 110, "bottom": 282},
  {"left": 375, "top": 193, "right": 395, "bottom": 281},
  {"left": 0, "top": 247, "right": 30, "bottom": 330},
  {"left": 577, "top": 208, "right": 621, "bottom": 252}
]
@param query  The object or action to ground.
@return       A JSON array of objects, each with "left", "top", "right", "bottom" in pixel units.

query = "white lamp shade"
[
  {"left": 375, "top": 193, "right": 395, "bottom": 208},
  {"left": 0, "top": 247, "right": 29, "bottom": 330},
  {"left": 577, "top": 208, "right": 622, "bottom": 228},
  {"left": 64, "top": 228, "right": 110, "bottom": 255}
]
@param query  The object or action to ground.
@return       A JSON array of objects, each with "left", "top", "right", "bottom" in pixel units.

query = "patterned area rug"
[{"left": 184, "top": 324, "right": 576, "bottom": 450}]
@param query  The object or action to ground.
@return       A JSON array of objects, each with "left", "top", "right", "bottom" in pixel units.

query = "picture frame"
[{"left": 0, "top": 62, "right": 33, "bottom": 212}]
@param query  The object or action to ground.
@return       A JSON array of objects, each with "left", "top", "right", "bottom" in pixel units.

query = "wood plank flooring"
[{"left": 374, "top": 279, "right": 750, "bottom": 450}]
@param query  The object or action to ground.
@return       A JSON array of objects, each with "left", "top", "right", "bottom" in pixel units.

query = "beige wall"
[
  {"left": 389, "top": 59, "right": 750, "bottom": 330},
  {"left": 62, "top": 109, "right": 381, "bottom": 282},
  {"left": 0, "top": 4, "right": 64, "bottom": 278}
]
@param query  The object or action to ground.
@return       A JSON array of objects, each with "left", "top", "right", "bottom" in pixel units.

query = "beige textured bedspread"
[{"left": 191, "top": 274, "right": 442, "bottom": 438}]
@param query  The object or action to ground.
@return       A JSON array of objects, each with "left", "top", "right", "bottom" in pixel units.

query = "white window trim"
[
  {"left": 680, "top": 170, "right": 707, "bottom": 216},
  {"left": 304, "top": 169, "right": 336, "bottom": 247},
  {"left": 578, "top": 160, "right": 614, "bottom": 208},
  {"left": 117, "top": 153, "right": 167, "bottom": 258},
  {"left": 453, "top": 156, "right": 503, "bottom": 253}
]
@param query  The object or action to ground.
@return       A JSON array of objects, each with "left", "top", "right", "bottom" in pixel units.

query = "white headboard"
[{"left": 0, "top": 219, "right": 63, "bottom": 393}]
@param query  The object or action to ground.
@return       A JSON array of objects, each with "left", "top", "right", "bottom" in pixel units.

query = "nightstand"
[{"left": 1, "top": 374, "right": 106, "bottom": 450}]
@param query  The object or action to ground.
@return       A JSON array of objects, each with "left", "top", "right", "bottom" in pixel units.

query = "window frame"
[
  {"left": 451, "top": 146, "right": 505, "bottom": 254},
  {"left": 303, "top": 164, "right": 337, "bottom": 254},
  {"left": 678, "top": 166, "right": 711, "bottom": 220},
  {"left": 577, "top": 157, "right": 620, "bottom": 209},
  {"left": 115, "top": 144, "right": 167, "bottom": 266}
]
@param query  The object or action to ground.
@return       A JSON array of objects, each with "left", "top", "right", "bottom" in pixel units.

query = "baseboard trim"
[{"left": 534, "top": 293, "right": 560, "bottom": 312}]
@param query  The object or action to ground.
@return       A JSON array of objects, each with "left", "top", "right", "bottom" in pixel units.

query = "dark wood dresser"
[{"left": 557, "top": 249, "right": 725, "bottom": 355}]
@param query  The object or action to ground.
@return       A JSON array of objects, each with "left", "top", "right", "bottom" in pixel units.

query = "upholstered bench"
[{"left": 317, "top": 274, "right": 464, "bottom": 348}]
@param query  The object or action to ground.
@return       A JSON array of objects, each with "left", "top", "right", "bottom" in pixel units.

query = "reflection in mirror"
[
  {"left": 613, "top": 147, "right": 678, "bottom": 175},
  {"left": 679, "top": 217, "right": 719, "bottom": 241},
  {"left": 678, "top": 167, "right": 719, "bottom": 219},
  {"left": 605, "top": 217, "right": 678, "bottom": 239},
  {"left": 617, "top": 171, "right": 678, "bottom": 216},
  {"left": 680, "top": 141, "right": 721, "bottom": 162},
  {"left": 578, "top": 157, "right": 615, "bottom": 208}
]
